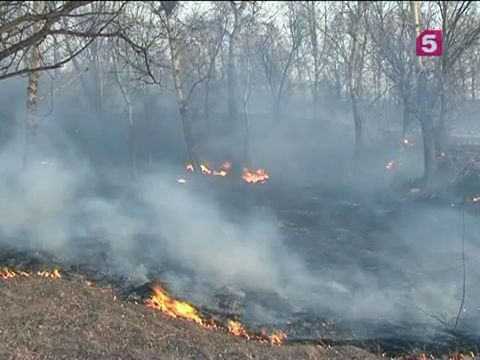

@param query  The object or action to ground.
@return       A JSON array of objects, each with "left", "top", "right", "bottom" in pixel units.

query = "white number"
[{"left": 421, "top": 34, "right": 437, "bottom": 53}]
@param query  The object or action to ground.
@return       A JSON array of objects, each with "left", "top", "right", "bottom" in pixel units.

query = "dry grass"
[{"left": 0, "top": 276, "right": 380, "bottom": 360}]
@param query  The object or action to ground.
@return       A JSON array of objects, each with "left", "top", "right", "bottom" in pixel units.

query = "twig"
[{"left": 453, "top": 202, "right": 466, "bottom": 330}]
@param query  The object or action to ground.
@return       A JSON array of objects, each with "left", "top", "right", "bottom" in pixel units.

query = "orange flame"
[
  {"left": 222, "top": 161, "right": 232, "bottom": 170},
  {"left": 242, "top": 168, "right": 270, "bottom": 184},
  {"left": 269, "top": 331, "right": 287, "bottom": 346},
  {"left": 1, "top": 267, "right": 61, "bottom": 280},
  {"left": 177, "top": 178, "right": 187, "bottom": 184},
  {"left": 146, "top": 284, "right": 214, "bottom": 328},
  {"left": 146, "top": 284, "right": 285, "bottom": 345},
  {"left": 200, "top": 164, "right": 212, "bottom": 175},
  {"left": 37, "top": 269, "right": 62, "bottom": 279},
  {"left": 186, "top": 164, "right": 194, "bottom": 172},
  {"left": 385, "top": 160, "right": 395, "bottom": 171},
  {"left": 1, "top": 267, "right": 19, "bottom": 280},
  {"left": 228, "top": 320, "right": 251, "bottom": 340}
]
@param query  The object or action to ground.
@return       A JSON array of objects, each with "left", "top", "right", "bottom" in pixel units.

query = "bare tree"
[
  {"left": 153, "top": 1, "right": 201, "bottom": 171},
  {"left": 347, "top": 1, "right": 368, "bottom": 156},
  {"left": 22, "top": 1, "right": 43, "bottom": 166},
  {"left": 227, "top": 1, "right": 247, "bottom": 130},
  {"left": 257, "top": 2, "right": 304, "bottom": 120}
]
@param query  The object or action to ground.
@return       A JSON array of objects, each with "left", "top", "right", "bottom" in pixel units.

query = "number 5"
[{"left": 422, "top": 34, "right": 437, "bottom": 53}]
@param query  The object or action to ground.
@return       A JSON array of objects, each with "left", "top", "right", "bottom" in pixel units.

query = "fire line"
[{"left": 146, "top": 284, "right": 285, "bottom": 345}]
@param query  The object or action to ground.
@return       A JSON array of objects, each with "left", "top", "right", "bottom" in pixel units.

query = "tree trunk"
[
  {"left": 204, "top": 78, "right": 211, "bottom": 133},
  {"left": 402, "top": 96, "right": 413, "bottom": 139},
  {"left": 436, "top": 72, "right": 447, "bottom": 155},
  {"left": 410, "top": 0, "right": 438, "bottom": 185},
  {"left": 242, "top": 48, "right": 252, "bottom": 168},
  {"left": 308, "top": 2, "right": 320, "bottom": 121},
  {"left": 23, "top": 1, "right": 42, "bottom": 167},
  {"left": 420, "top": 112, "right": 438, "bottom": 186},
  {"left": 348, "top": 2, "right": 364, "bottom": 157},
  {"left": 127, "top": 103, "right": 137, "bottom": 179},
  {"left": 166, "top": 14, "right": 200, "bottom": 171},
  {"left": 227, "top": 5, "right": 242, "bottom": 128},
  {"left": 352, "top": 96, "right": 362, "bottom": 155},
  {"left": 227, "top": 2, "right": 247, "bottom": 132},
  {"left": 91, "top": 39, "right": 104, "bottom": 111}
]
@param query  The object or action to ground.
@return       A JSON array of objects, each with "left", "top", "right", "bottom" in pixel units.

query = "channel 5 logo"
[{"left": 416, "top": 29, "right": 443, "bottom": 57}]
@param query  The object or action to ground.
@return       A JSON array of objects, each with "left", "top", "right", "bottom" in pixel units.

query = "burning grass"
[
  {"left": 1, "top": 267, "right": 61, "bottom": 280},
  {"left": 0, "top": 273, "right": 380, "bottom": 360},
  {"left": 146, "top": 283, "right": 287, "bottom": 346},
  {"left": 180, "top": 161, "right": 270, "bottom": 184}
]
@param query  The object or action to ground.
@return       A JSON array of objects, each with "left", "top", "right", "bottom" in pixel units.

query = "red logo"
[{"left": 416, "top": 30, "right": 443, "bottom": 57}]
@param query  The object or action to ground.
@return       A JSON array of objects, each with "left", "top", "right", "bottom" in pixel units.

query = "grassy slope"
[{"left": 0, "top": 276, "right": 380, "bottom": 360}]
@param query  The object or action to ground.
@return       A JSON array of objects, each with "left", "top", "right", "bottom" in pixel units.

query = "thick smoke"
[{"left": 1, "top": 74, "right": 479, "bottom": 341}]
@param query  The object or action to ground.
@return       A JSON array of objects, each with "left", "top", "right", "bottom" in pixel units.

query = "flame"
[
  {"left": 227, "top": 320, "right": 286, "bottom": 345},
  {"left": 146, "top": 284, "right": 285, "bottom": 345},
  {"left": 1, "top": 267, "right": 60, "bottom": 280},
  {"left": 242, "top": 168, "right": 270, "bottom": 184},
  {"left": 228, "top": 320, "right": 251, "bottom": 339},
  {"left": 146, "top": 284, "right": 208, "bottom": 327},
  {"left": 269, "top": 331, "right": 287, "bottom": 346},
  {"left": 401, "top": 138, "right": 413, "bottom": 147},
  {"left": 385, "top": 160, "right": 395, "bottom": 171},
  {"left": 182, "top": 161, "right": 271, "bottom": 184},
  {"left": 37, "top": 269, "right": 62, "bottom": 279},
  {"left": 200, "top": 164, "right": 212, "bottom": 175},
  {"left": 213, "top": 170, "right": 227, "bottom": 177},
  {"left": 1, "top": 267, "right": 19, "bottom": 280},
  {"left": 473, "top": 196, "right": 480, "bottom": 203}
]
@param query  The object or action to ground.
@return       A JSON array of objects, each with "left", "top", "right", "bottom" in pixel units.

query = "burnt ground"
[
  {"left": 2, "top": 143, "right": 480, "bottom": 359},
  {"left": 0, "top": 276, "right": 379, "bottom": 360}
]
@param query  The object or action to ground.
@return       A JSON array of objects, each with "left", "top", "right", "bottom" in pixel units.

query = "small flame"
[
  {"left": 222, "top": 161, "right": 232, "bottom": 170},
  {"left": 1, "top": 267, "right": 60, "bottom": 280},
  {"left": 177, "top": 178, "right": 187, "bottom": 184},
  {"left": 242, "top": 168, "right": 270, "bottom": 184},
  {"left": 386, "top": 160, "right": 395, "bottom": 171},
  {"left": 200, "top": 164, "right": 211, "bottom": 175},
  {"left": 269, "top": 331, "right": 287, "bottom": 346},
  {"left": 186, "top": 164, "right": 194, "bottom": 172},
  {"left": 401, "top": 138, "right": 413, "bottom": 147},
  {"left": 227, "top": 320, "right": 286, "bottom": 345},
  {"left": 146, "top": 284, "right": 209, "bottom": 327},
  {"left": 228, "top": 320, "right": 251, "bottom": 339},
  {"left": 1, "top": 267, "right": 18, "bottom": 280},
  {"left": 37, "top": 269, "right": 61, "bottom": 279},
  {"left": 473, "top": 196, "right": 480, "bottom": 203},
  {"left": 213, "top": 170, "right": 227, "bottom": 177}
]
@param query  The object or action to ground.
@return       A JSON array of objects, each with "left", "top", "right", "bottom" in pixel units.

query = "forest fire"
[
  {"left": 242, "top": 168, "right": 270, "bottom": 184},
  {"left": 386, "top": 160, "right": 395, "bottom": 171},
  {"left": 1, "top": 267, "right": 61, "bottom": 280},
  {"left": 146, "top": 284, "right": 285, "bottom": 345}
]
